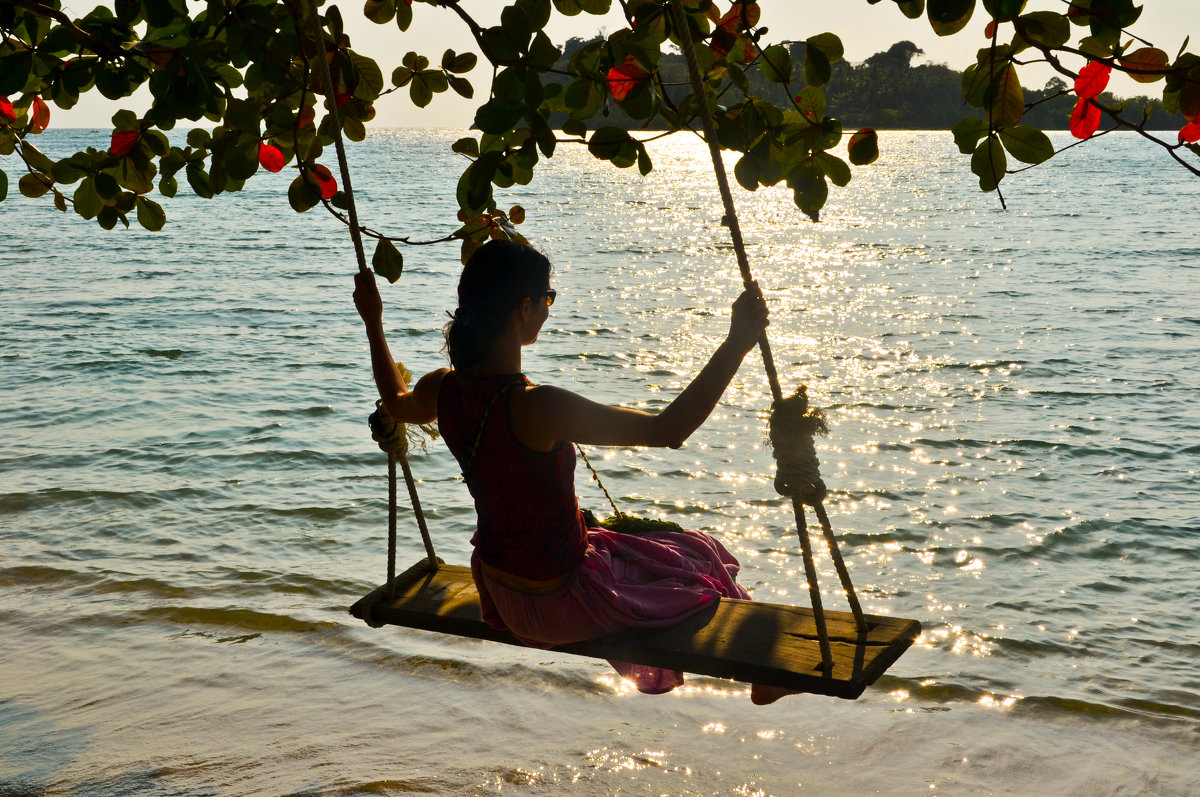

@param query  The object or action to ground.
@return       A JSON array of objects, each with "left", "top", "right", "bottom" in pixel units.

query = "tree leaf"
[
  {"left": 847, "top": 127, "right": 879, "bottom": 165},
  {"left": 19, "top": 172, "right": 51, "bottom": 198},
  {"left": 804, "top": 46, "right": 831, "bottom": 87},
  {"left": 1069, "top": 97, "right": 1101, "bottom": 138},
  {"left": 1074, "top": 60, "right": 1111, "bottom": 99},
  {"left": 1115, "top": 47, "right": 1168, "bottom": 84},
  {"left": 759, "top": 44, "right": 791, "bottom": 83},
  {"left": 372, "top": 237, "right": 404, "bottom": 283},
  {"left": 983, "top": 0, "right": 1026, "bottom": 23},
  {"left": 990, "top": 65, "right": 1024, "bottom": 127},
  {"left": 951, "top": 116, "right": 990, "bottom": 154},
  {"left": 1015, "top": 10, "right": 1070, "bottom": 49},
  {"left": 364, "top": 0, "right": 395, "bottom": 25},
  {"left": 998, "top": 124, "right": 1054, "bottom": 164},
  {"left": 928, "top": 0, "right": 975, "bottom": 36},
  {"left": 815, "top": 151, "right": 851, "bottom": 186},
  {"left": 971, "top": 134, "right": 1007, "bottom": 191},
  {"left": 135, "top": 195, "right": 166, "bottom": 230}
]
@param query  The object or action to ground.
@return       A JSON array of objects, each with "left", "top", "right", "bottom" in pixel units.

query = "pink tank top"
[{"left": 437, "top": 371, "right": 587, "bottom": 580}]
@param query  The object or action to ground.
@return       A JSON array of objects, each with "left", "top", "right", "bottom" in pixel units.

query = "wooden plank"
[{"left": 350, "top": 563, "right": 921, "bottom": 700}]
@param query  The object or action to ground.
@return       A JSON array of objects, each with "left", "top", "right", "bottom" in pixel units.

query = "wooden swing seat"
[{"left": 350, "top": 560, "right": 921, "bottom": 700}]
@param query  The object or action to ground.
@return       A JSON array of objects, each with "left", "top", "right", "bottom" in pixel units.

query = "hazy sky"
[{"left": 52, "top": 1, "right": 1200, "bottom": 128}]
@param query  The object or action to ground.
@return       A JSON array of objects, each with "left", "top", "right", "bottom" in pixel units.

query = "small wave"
[
  {"left": 139, "top": 348, "right": 186, "bottom": 360},
  {"left": 144, "top": 606, "right": 338, "bottom": 633}
]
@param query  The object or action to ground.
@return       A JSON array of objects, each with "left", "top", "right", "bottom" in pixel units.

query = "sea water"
[{"left": 1, "top": 129, "right": 1198, "bottom": 795}]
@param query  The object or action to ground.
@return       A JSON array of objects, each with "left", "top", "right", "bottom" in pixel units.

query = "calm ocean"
[{"left": 2, "top": 129, "right": 1198, "bottom": 795}]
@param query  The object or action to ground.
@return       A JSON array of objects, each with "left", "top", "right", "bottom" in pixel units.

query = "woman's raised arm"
[
  {"left": 512, "top": 283, "right": 769, "bottom": 450},
  {"left": 353, "top": 271, "right": 444, "bottom": 425}
]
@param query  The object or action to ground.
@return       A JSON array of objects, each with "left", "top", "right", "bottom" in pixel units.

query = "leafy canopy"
[{"left": 1, "top": 0, "right": 1197, "bottom": 267}]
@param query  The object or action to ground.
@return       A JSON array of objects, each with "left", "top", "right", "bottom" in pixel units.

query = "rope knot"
[
  {"left": 769, "top": 385, "right": 829, "bottom": 505},
  {"left": 368, "top": 399, "right": 408, "bottom": 455}
]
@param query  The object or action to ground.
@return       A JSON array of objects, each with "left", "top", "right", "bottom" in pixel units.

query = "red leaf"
[
  {"left": 606, "top": 56, "right": 648, "bottom": 102},
  {"left": 1180, "top": 121, "right": 1200, "bottom": 144},
  {"left": 335, "top": 91, "right": 351, "bottom": 107},
  {"left": 717, "top": 3, "right": 760, "bottom": 32},
  {"left": 1074, "top": 61, "right": 1111, "bottom": 100},
  {"left": 111, "top": 130, "right": 139, "bottom": 156},
  {"left": 985, "top": 20, "right": 997, "bottom": 39},
  {"left": 258, "top": 142, "right": 285, "bottom": 173},
  {"left": 0, "top": 96, "right": 15, "bottom": 122},
  {"left": 312, "top": 164, "right": 337, "bottom": 199},
  {"left": 297, "top": 106, "right": 315, "bottom": 128},
  {"left": 1069, "top": 97, "right": 1101, "bottom": 139},
  {"left": 31, "top": 96, "right": 50, "bottom": 133}
]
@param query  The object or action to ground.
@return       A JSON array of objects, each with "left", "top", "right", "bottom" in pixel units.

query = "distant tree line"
[{"left": 553, "top": 37, "right": 1171, "bottom": 132}]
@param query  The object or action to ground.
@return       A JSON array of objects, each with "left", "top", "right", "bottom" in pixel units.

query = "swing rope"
[
  {"left": 666, "top": 1, "right": 867, "bottom": 660},
  {"left": 321, "top": 0, "right": 867, "bottom": 661},
  {"left": 308, "top": 5, "right": 438, "bottom": 597}
]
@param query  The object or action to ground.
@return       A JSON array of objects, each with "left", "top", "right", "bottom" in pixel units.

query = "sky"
[{"left": 52, "top": 0, "right": 1200, "bottom": 128}]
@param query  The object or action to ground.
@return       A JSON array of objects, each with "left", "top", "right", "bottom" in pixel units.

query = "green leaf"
[
  {"left": 983, "top": 0, "right": 1026, "bottom": 23},
  {"left": 287, "top": 173, "right": 320, "bottom": 212},
  {"left": 897, "top": 0, "right": 925, "bottom": 20},
  {"left": 847, "top": 127, "right": 880, "bottom": 165},
  {"left": 814, "top": 151, "right": 851, "bottom": 187},
  {"left": 73, "top": 177, "right": 102, "bottom": 219},
  {"left": 95, "top": 171, "right": 120, "bottom": 200},
  {"left": 449, "top": 52, "right": 478, "bottom": 73},
  {"left": 562, "top": 118, "right": 587, "bottom": 137},
  {"left": 410, "top": 77, "right": 433, "bottom": 107},
  {"left": 928, "top": 0, "right": 975, "bottom": 36},
  {"left": 635, "top": 141, "right": 652, "bottom": 176},
  {"left": 447, "top": 75, "right": 474, "bottom": 99},
  {"left": 452, "top": 137, "right": 480, "bottom": 158},
  {"left": 20, "top": 141, "right": 55, "bottom": 173},
  {"left": 971, "top": 134, "right": 1007, "bottom": 191},
  {"left": 19, "top": 172, "right": 51, "bottom": 198},
  {"left": 789, "top": 163, "right": 828, "bottom": 214},
  {"left": 760, "top": 45, "right": 791, "bottom": 83},
  {"left": 588, "top": 126, "right": 633, "bottom": 162},
  {"left": 998, "top": 124, "right": 1054, "bottom": 164},
  {"left": 806, "top": 33, "right": 844, "bottom": 64},
  {"left": 734, "top": 154, "right": 760, "bottom": 191},
  {"left": 474, "top": 98, "right": 524, "bottom": 134},
  {"left": 112, "top": 109, "right": 139, "bottom": 131},
  {"left": 804, "top": 46, "right": 831, "bottom": 87},
  {"left": 0, "top": 168, "right": 6, "bottom": 202},
  {"left": 185, "top": 164, "right": 213, "bottom": 199},
  {"left": 372, "top": 238, "right": 404, "bottom": 283},
  {"left": 951, "top": 116, "right": 990, "bottom": 154},
  {"left": 364, "top": 0, "right": 395, "bottom": 25},
  {"left": 0, "top": 51, "right": 33, "bottom": 95},
  {"left": 135, "top": 195, "right": 166, "bottom": 230},
  {"left": 989, "top": 65, "right": 1024, "bottom": 127},
  {"left": 391, "top": 66, "right": 413, "bottom": 87},
  {"left": 1015, "top": 11, "right": 1070, "bottom": 50},
  {"left": 396, "top": 0, "right": 413, "bottom": 31}
]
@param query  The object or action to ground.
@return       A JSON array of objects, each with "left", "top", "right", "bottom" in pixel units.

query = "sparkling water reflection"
[{"left": 1, "top": 129, "right": 1198, "bottom": 795}]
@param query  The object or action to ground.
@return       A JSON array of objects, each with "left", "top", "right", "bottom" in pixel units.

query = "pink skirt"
[{"left": 471, "top": 526, "right": 750, "bottom": 694}]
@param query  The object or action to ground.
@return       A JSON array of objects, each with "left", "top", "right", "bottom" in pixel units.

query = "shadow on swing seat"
[{"left": 350, "top": 558, "right": 922, "bottom": 700}]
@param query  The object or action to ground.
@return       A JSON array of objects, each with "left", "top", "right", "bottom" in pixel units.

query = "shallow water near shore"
[{"left": 2, "top": 129, "right": 1199, "bottom": 795}]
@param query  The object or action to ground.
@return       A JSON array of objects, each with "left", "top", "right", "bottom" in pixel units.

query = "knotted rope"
[
  {"left": 309, "top": 5, "right": 437, "bottom": 601},
  {"left": 667, "top": 1, "right": 867, "bottom": 664}
]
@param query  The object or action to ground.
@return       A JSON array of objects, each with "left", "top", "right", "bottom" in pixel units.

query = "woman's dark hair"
[{"left": 443, "top": 239, "right": 552, "bottom": 372}]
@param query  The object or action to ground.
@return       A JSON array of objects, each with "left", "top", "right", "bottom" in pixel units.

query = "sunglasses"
[{"left": 539, "top": 289, "right": 557, "bottom": 307}]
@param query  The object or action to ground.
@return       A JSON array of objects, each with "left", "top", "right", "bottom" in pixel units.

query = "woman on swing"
[{"left": 354, "top": 239, "right": 792, "bottom": 704}]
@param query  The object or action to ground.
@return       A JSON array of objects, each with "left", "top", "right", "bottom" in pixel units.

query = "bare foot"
[{"left": 750, "top": 683, "right": 802, "bottom": 705}]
